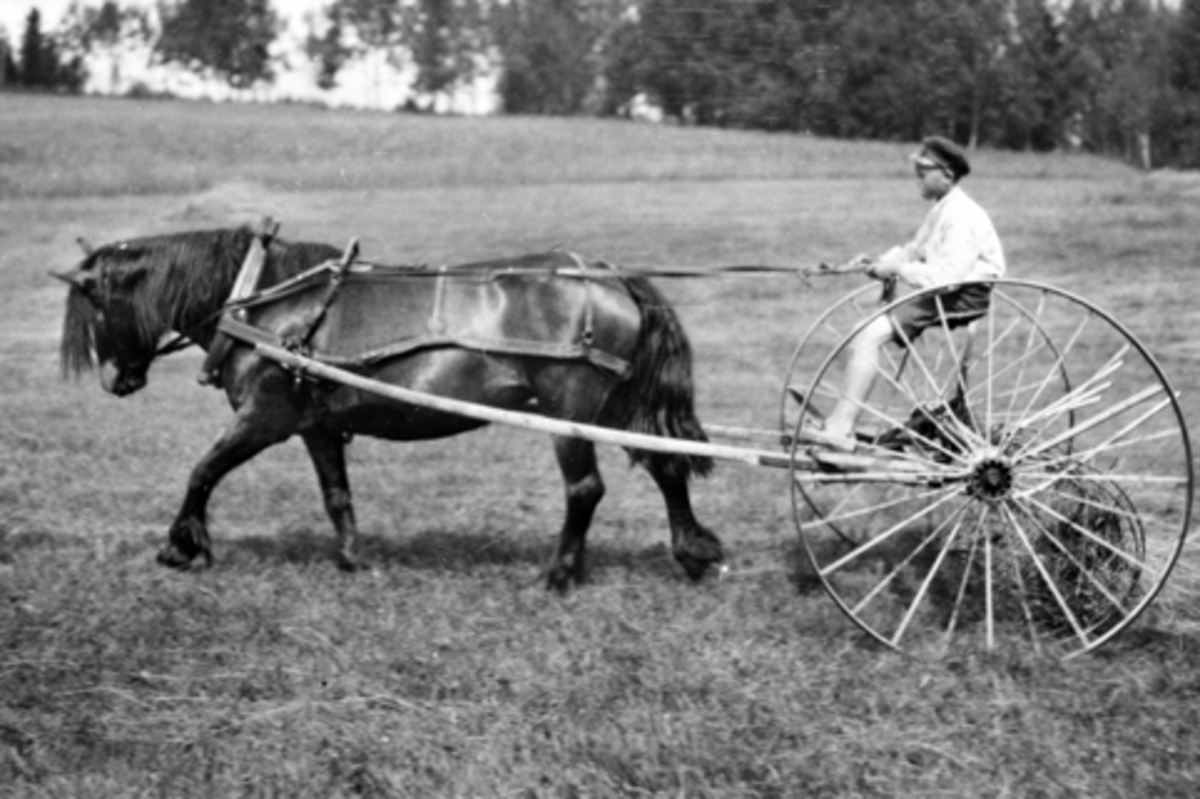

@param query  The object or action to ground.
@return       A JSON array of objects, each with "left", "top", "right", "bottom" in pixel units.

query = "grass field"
[{"left": 2, "top": 93, "right": 1199, "bottom": 796}]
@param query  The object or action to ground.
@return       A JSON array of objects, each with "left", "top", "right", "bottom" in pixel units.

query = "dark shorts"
[{"left": 888, "top": 283, "right": 993, "bottom": 345}]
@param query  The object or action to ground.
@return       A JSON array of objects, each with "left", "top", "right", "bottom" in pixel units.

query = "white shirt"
[{"left": 878, "top": 186, "right": 1006, "bottom": 289}]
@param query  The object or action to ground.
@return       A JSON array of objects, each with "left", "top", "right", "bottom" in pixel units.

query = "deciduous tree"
[{"left": 156, "top": 0, "right": 280, "bottom": 89}]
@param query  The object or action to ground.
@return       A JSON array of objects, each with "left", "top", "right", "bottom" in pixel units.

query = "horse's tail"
[{"left": 616, "top": 275, "right": 714, "bottom": 482}]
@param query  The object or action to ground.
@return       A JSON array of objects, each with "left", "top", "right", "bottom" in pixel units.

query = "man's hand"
[
  {"left": 866, "top": 258, "right": 899, "bottom": 280},
  {"left": 849, "top": 254, "right": 873, "bottom": 272}
]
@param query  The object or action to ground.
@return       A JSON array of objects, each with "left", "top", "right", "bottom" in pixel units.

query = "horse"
[{"left": 56, "top": 225, "right": 724, "bottom": 589}]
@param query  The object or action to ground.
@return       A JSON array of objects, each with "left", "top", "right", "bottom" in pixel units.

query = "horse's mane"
[
  {"left": 59, "top": 226, "right": 259, "bottom": 376},
  {"left": 60, "top": 284, "right": 98, "bottom": 377}
]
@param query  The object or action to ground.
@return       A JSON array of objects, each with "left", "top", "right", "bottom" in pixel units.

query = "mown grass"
[
  {"left": 1, "top": 93, "right": 1199, "bottom": 795},
  {"left": 0, "top": 94, "right": 1131, "bottom": 199}
]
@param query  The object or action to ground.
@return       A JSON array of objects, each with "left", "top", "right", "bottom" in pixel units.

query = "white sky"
[
  {"left": 1, "top": 0, "right": 328, "bottom": 42},
  {"left": 0, "top": 0, "right": 499, "bottom": 113}
]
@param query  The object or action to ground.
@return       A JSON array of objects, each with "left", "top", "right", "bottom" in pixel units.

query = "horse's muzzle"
[{"left": 100, "top": 361, "right": 147, "bottom": 396}]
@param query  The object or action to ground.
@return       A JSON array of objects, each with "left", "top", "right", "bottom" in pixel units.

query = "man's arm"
[{"left": 894, "top": 220, "right": 977, "bottom": 288}]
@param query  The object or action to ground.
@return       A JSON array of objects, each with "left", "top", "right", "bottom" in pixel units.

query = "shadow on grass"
[
  {"left": 221, "top": 525, "right": 688, "bottom": 584},
  {"left": 1096, "top": 625, "right": 1200, "bottom": 661}
]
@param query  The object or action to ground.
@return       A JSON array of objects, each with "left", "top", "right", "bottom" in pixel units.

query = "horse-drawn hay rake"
[
  {"left": 244, "top": 241, "right": 1193, "bottom": 660},
  {"left": 59, "top": 225, "right": 1194, "bottom": 660}
]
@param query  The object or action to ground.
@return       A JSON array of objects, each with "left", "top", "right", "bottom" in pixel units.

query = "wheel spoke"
[
  {"left": 889, "top": 506, "right": 973, "bottom": 647},
  {"left": 997, "top": 307, "right": 1095, "bottom": 452},
  {"left": 941, "top": 510, "right": 987, "bottom": 646},
  {"left": 997, "top": 288, "right": 1050, "bottom": 430},
  {"left": 819, "top": 487, "right": 966, "bottom": 577},
  {"left": 850, "top": 503, "right": 970, "bottom": 619},
  {"left": 795, "top": 480, "right": 958, "bottom": 527}
]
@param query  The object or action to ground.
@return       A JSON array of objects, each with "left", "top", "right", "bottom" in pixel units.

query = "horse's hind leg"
[
  {"left": 648, "top": 466, "right": 724, "bottom": 581},
  {"left": 301, "top": 428, "right": 362, "bottom": 571},
  {"left": 546, "top": 436, "right": 605, "bottom": 592}
]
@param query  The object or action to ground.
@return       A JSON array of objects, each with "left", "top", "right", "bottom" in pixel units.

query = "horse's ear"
[
  {"left": 51, "top": 267, "right": 97, "bottom": 291},
  {"left": 77, "top": 236, "right": 95, "bottom": 256}
]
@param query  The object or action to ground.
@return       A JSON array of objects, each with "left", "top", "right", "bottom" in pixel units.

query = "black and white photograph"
[{"left": 1, "top": 0, "right": 1198, "bottom": 794}]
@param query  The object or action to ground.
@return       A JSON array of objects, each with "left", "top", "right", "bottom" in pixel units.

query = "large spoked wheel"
[{"left": 789, "top": 279, "right": 1193, "bottom": 658}]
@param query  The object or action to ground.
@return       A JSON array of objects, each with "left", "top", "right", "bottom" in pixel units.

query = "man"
[{"left": 819, "top": 135, "right": 1006, "bottom": 450}]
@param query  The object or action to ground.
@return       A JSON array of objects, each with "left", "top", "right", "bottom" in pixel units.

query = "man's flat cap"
[{"left": 911, "top": 136, "right": 970, "bottom": 180}]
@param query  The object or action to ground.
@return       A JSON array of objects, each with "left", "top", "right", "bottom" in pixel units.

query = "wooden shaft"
[{"left": 256, "top": 343, "right": 949, "bottom": 482}]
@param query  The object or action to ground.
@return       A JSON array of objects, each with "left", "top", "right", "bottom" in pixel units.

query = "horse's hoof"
[
  {"left": 336, "top": 552, "right": 366, "bottom": 572},
  {"left": 156, "top": 545, "right": 196, "bottom": 570},
  {"left": 545, "top": 566, "right": 578, "bottom": 594},
  {"left": 676, "top": 551, "right": 724, "bottom": 582}
]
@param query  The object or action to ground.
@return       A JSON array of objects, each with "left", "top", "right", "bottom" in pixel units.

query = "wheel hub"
[{"left": 968, "top": 449, "right": 1014, "bottom": 500}]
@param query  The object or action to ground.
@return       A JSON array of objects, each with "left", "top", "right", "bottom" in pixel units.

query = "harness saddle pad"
[{"left": 253, "top": 255, "right": 643, "bottom": 380}]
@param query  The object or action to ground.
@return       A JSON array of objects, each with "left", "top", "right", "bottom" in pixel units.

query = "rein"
[
  {"left": 111, "top": 303, "right": 233, "bottom": 375},
  {"left": 105, "top": 243, "right": 885, "bottom": 376}
]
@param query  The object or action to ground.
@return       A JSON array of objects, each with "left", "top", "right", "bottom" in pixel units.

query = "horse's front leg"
[
  {"left": 300, "top": 428, "right": 362, "bottom": 571},
  {"left": 157, "top": 406, "right": 294, "bottom": 570},
  {"left": 546, "top": 436, "right": 605, "bottom": 592}
]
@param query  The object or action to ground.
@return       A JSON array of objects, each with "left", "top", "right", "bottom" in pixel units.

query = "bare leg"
[
  {"left": 824, "top": 315, "right": 896, "bottom": 441},
  {"left": 301, "top": 428, "right": 362, "bottom": 571},
  {"left": 546, "top": 436, "right": 604, "bottom": 591}
]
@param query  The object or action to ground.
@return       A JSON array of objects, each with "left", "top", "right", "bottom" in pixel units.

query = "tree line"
[{"left": 4, "top": 0, "right": 1200, "bottom": 169}]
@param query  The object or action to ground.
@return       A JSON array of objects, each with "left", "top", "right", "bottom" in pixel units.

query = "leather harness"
[{"left": 204, "top": 240, "right": 634, "bottom": 385}]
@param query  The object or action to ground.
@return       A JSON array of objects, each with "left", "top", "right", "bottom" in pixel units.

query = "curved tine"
[
  {"left": 1013, "top": 472, "right": 1153, "bottom": 528},
  {"left": 999, "top": 502, "right": 1092, "bottom": 648},
  {"left": 1019, "top": 385, "right": 1165, "bottom": 463},
  {"left": 1006, "top": 347, "right": 1129, "bottom": 457},
  {"left": 1004, "top": 497, "right": 1135, "bottom": 619},
  {"left": 1020, "top": 404, "right": 1180, "bottom": 481},
  {"left": 994, "top": 512, "right": 1044, "bottom": 653},
  {"left": 1017, "top": 491, "right": 1159, "bottom": 579}
]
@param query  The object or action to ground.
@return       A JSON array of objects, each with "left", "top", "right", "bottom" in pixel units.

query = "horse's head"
[
  {"left": 56, "top": 224, "right": 333, "bottom": 396},
  {"left": 56, "top": 239, "right": 160, "bottom": 396}
]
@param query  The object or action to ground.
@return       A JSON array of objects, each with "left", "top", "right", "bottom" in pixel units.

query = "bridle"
[{"left": 80, "top": 257, "right": 224, "bottom": 376}]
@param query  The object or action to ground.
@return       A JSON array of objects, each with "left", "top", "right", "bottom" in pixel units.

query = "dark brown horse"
[{"left": 57, "top": 226, "right": 723, "bottom": 588}]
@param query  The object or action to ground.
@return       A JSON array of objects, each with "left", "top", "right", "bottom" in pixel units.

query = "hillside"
[{"left": 0, "top": 94, "right": 1137, "bottom": 201}]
